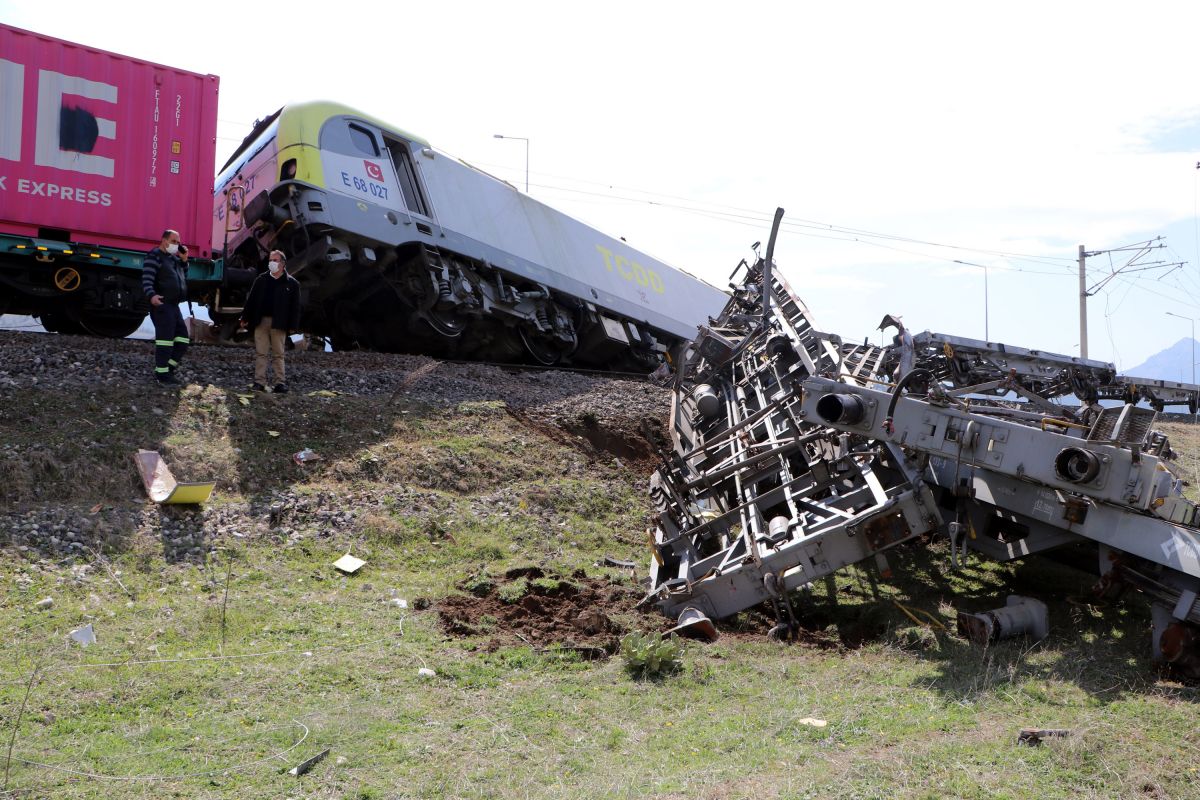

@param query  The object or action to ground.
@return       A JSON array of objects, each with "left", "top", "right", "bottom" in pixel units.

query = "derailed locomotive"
[{"left": 208, "top": 101, "right": 728, "bottom": 367}]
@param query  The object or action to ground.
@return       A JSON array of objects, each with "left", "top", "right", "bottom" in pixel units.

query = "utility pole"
[
  {"left": 1077, "top": 237, "right": 1181, "bottom": 362},
  {"left": 1079, "top": 245, "right": 1088, "bottom": 359}
]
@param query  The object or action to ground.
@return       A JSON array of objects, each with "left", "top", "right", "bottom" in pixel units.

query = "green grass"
[{"left": 0, "top": 391, "right": 1197, "bottom": 798}]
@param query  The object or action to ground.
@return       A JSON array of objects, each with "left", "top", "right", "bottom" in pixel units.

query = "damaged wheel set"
[{"left": 641, "top": 209, "right": 1200, "bottom": 677}]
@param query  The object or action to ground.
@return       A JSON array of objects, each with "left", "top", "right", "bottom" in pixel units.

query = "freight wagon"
[{"left": 0, "top": 23, "right": 220, "bottom": 337}]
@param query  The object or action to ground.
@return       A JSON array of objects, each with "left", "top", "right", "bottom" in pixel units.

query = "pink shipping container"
[{"left": 0, "top": 23, "right": 219, "bottom": 256}]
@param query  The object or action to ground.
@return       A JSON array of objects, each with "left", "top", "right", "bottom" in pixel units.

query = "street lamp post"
[
  {"left": 1165, "top": 311, "right": 1197, "bottom": 418},
  {"left": 493, "top": 134, "right": 529, "bottom": 193},
  {"left": 953, "top": 259, "right": 990, "bottom": 341}
]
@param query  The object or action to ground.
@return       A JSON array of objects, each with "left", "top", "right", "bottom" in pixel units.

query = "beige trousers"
[{"left": 254, "top": 317, "right": 287, "bottom": 385}]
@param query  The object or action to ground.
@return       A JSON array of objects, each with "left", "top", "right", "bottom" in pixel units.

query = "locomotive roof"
[
  {"left": 279, "top": 101, "right": 431, "bottom": 148},
  {"left": 220, "top": 100, "right": 430, "bottom": 173}
]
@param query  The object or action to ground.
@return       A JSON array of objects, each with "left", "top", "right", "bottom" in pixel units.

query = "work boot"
[
  {"left": 155, "top": 372, "right": 180, "bottom": 385},
  {"left": 273, "top": 383, "right": 288, "bottom": 394},
  {"left": 251, "top": 382, "right": 267, "bottom": 392}
]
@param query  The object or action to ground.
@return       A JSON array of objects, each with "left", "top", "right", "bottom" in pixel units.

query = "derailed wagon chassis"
[{"left": 645, "top": 210, "right": 1200, "bottom": 676}]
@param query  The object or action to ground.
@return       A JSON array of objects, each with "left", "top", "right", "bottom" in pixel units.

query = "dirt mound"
[
  {"left": 437, "top": 567, "right": 642, "bottom": 656},
  {"left": 507, "top": 406, "right": 667, "bottom": 470}
]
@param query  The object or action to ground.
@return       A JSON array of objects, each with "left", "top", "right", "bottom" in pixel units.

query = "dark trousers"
[{"left": 150, "top": 303, "right": 189, "bottom": 375}]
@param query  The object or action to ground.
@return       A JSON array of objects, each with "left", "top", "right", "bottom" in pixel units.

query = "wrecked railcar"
[{"left": 644, "top": 211, "right": 1200, "bottom": 675}]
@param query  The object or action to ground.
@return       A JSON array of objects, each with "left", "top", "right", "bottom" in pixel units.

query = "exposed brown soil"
[
  {"left": 506, "top": 407, "right": 666, "bottom": 471},
  {"left": 437, "top": 567, "right": 644, "bottom": 657}
]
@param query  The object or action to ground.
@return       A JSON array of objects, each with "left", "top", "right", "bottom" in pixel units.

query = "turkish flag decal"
[{"left": 364, "top": 161, "right": 385, "bottom": 182}]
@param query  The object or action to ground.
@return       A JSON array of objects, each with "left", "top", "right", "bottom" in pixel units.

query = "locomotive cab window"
[
  {"left": 385, "top": 138, "right": 430, "bottom": 218},
  {"left": 348, "top": 124, "right": 380, "bottom": 157}
]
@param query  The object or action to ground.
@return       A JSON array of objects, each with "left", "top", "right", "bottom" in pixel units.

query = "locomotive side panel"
[{"left": 306, "top": 113, "right": 726, "bottom": 339}]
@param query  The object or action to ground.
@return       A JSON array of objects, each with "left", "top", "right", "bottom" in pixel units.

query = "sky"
[{"left": 5, "top": 0, "right": 1200, "bottom": 371}]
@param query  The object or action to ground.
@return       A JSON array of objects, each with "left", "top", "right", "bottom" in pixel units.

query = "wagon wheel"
[
  {"left": 77, "top": 310, "right": 146, "bottom": 339},
  {"left": 37, "top": 310, "right": 86, "bottom": 335}
]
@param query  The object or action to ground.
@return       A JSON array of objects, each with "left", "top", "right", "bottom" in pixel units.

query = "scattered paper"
[
  {"left": 391, "top": 598, "right": 408, "bottom": 609},
  {"left": 267, "top": 430, "right": 281, "bottom": 437},
  {"left": 237, "top": 394, "right": 252, "bottom": 406},
  {"left": 333, "top": 553, "right": 366, "bottom": 574},
  {"left": 798, "top": 718, "right": 827, "bottom": 728},
  {"left": 307, "top": 389, "right": 340, "bottom": 398},
  {"left": 89, "top": 503, "right": 103, "bottom": 514},
  {"left": 69, "top": 623, "right": 96, "bottom": 647}
]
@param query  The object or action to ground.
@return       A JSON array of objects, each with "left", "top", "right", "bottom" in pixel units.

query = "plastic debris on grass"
[
  {"left": 69, "top": 623, "right": 96, "bottom": 647},
  {"left": 294, "top": 448, "right": 321, "bottom": 465}
]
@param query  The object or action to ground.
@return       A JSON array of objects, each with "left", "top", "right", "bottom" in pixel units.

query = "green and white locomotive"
[{"left": 211, "top": 101, "right": 727, "bottom": 366}]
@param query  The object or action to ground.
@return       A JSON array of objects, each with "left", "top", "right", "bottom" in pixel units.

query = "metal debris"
[
  {"left": 957, "top": 596, "right": 1050, "bottom": 644},
  {"left": 665, "top": 607, "right": 719, "bottom": 642},
  {"left": 287, "top": 748, "right": 330, "bottom": 776},
  {"left": 132, "top": 449, "right": 215, "bottom": 504},
  {"left": 1017, "top": 728, "right": 1071, "bottom": 746},
  {"left": 644, "top": 208, "right": 1200, "bottom": 675}
]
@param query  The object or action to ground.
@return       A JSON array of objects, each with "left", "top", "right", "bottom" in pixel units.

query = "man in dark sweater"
[
  {"left": 141, "top": 229, "right": 189, "bottom": 384},
  {"left": 238, "top": 250, "right": 301, "bottom": 392}
]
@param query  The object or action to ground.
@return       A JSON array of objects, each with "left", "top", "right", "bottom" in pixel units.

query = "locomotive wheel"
[
  {"left": 519, "top": 327, "right": 569, "bottom": 366},
  {"left": 420, "top": 307, "right": 467, "bottom": 338},
  {"left": 78, "top": 311, "right": 146, "bottom": 339}
]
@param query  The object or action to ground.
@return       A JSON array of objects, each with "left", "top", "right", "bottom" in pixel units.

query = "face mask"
[
  {"left": 269, "top": 261, "right": 283, "bottom": 274},
  {"left": 166, "top": 243, "right": 179, "bottom": 255}
]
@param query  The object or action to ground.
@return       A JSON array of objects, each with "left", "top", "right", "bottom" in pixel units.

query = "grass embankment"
[{"left": 0, "top": 386, "right": 1197, "bottom": 799}]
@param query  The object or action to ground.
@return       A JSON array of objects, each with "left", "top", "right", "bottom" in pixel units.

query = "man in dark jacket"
[
  {"left": 142, "top": 229, "right": 189, "bottom": 384},
  {"left": 238, "top": 250, "right": 301, "bottom": 393}
]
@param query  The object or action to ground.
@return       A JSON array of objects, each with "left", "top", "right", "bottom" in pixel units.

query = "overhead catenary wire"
[
  {"left": 451, "top": 152, "right": 1080, "bottom": 270},
  {"left": 524, "top": 178, "right": 1081, "bottom": 272}
]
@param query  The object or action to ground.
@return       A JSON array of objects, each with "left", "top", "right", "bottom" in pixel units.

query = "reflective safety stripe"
[
  {"left": 168, "top": 359, "right": 179, "bottom": 367},
  {"left": 173, "top": 337, "right": 190, "bottom": 344},
  {"left": 155, "top": 339, "right": 173, "bottom": 346},
  {"left": 155, "top": 367, "right": 170, "bottom": 373}
]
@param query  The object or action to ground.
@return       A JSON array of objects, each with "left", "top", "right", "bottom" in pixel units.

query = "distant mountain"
[{"left": 1124, "top": 337, "right": 1199, "bottom": 383}]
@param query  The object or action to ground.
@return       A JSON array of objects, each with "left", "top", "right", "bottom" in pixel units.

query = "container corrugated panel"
[{"left": 0, "top": 24, "right": 219, "bottom": 256}]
